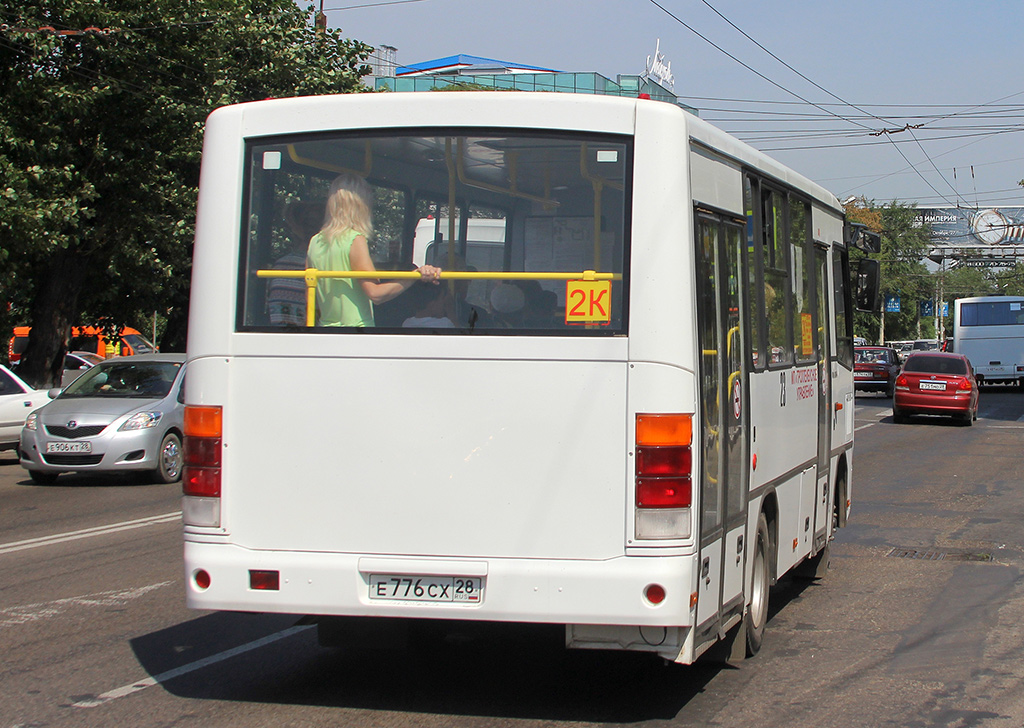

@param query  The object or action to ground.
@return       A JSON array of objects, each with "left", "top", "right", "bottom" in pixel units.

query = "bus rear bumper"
[{"left": 183, "top": 541, "right": 697, "bottom": 628}]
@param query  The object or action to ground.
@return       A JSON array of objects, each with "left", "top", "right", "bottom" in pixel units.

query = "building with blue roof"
[
  {"left": 394, "top": 54, "right": 561, "bottom": 77},
  {"left": 373, "top": 53, "right": 696, "bottom": 114}
]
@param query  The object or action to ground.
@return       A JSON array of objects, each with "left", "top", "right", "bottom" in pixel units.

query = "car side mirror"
[
  {"left": 47, "top": 388, "right": 61, "bottom": 399},
  {"left": 854, "top": 258, "right": 881, "bottom": 312}
]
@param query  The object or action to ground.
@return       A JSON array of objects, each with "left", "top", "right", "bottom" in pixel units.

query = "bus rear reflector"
[
  {"left": 194, "top": 569, "right": 211, "bottom": 590},
  {"left": 249, "top": 570, "right": 280, "bottom": 591},
  {"left": 644, "top": 584, "right": 666, "bottom": 605}
]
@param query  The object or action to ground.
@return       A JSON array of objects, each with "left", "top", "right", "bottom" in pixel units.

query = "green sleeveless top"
[{"left": 306, "top": 228, "right": 374, "bottom": 327}]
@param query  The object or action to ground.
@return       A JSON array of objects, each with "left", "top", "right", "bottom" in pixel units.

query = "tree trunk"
[{"left": 18, "top": 248, "right": 91, "bottom": 388}]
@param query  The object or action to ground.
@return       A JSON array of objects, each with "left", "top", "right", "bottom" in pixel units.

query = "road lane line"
[
  {"left": 0, "top": 582, "right": 174, "bottom": 628},
  {"left": 0, "top": 511, "right": 181, "bottom": 556},
  {"left": 72, "top": 625, "right": 314, "bottom": 709}
]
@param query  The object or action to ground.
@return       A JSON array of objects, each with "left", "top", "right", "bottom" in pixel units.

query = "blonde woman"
[{"left": 307, "top": 174, "right": 441, "bottom": 326}]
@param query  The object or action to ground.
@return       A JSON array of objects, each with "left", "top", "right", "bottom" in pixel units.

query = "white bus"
[
  {"left": 952, "top": 295, "right": 1024, "bottom": 387},
  {"left": 183, "top": 91, "right": 877, "bottom": 663}
]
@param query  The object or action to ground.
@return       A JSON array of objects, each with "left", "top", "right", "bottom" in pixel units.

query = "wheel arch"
[
  {"left": 833, "top": 454, "right": 849, "bottom": 528},
  {"left": 757, "top": 489, "right": 780, "bottom": 585}
]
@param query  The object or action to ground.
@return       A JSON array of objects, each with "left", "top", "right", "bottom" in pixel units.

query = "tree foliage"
[
  {"left": 1, "top": 0, "right": 371, "bottom": 385},
  {"left": 846, "top": 198, "right": 933, "bottom": 344}
]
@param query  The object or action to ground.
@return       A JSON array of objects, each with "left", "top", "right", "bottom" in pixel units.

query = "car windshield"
[
  {"left": 903, "top": 355, "right": 967, "bottom": 375},
  {"left": 60, "top": 360, "right": 181, "bottom": 398}
]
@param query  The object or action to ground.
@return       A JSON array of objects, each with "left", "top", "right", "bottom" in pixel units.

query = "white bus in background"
[
  {"left": 952, "top": 295, "right": 1024, "bottom": 387},
  {"left": 183, "top": 91, "right": 878, "bottom": 664},
  {"left": 413, "top": 217, "right": 507, "bottom": 316}
]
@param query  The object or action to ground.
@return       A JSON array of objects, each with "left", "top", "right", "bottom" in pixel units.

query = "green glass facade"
[{"left": 373, "top": 71, "right": 697, "bottom": 114}]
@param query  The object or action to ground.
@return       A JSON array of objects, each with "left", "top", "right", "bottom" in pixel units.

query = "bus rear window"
[
  {"left": 239, "top": 131, "right": 630, "bottom": 334},
  {"left": 960, "top": 301, "right": 1024, "bottom": 327}
]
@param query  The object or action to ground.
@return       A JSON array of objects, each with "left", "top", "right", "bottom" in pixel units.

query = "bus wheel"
[{"left": 745, "top": 513, "right": 771, "bottom": 656}]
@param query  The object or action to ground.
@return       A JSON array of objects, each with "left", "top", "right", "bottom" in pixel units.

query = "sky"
[{"left": 321, "top": 0, "right": 1024, "bottom": 210}]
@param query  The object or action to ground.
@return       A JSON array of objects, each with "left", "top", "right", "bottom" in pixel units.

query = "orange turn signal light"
[
  {"left": 636, "top": 414, "right": 692, "bottom": 447},
  {"left": 185, "top": 405, "right": 222, "bottom": 438}
]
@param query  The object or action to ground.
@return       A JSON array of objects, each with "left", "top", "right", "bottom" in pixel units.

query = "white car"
[{"left": 0, "top": 364, "right": 52, "bottom": 451}]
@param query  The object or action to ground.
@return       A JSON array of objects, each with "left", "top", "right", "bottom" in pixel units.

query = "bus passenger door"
[
  {"left": 814, "top": 245, "right": 832, "bottom": 542},
  {"left": 695, "top": 212, "right": 749, "bottom": 642}
]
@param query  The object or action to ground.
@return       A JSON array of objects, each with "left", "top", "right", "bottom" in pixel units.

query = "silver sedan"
[{"left": 19, "top": 354, "right": 185, "bottom": 484}]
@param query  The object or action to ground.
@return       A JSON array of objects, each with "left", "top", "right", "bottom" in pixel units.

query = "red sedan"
[
  {"left": 893, "top": 352, "right": 979, "bottom": 426},
  {"left": 855, "top": 346, "right": 900, "bottom": 397}
]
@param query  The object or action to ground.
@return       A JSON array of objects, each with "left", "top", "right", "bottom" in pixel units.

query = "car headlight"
[
  {"left": 119, "top": 412, "right": 163, "bottom": 431},
  {"left": 25, "top": 411, "right": 38, "bottom": 431}
]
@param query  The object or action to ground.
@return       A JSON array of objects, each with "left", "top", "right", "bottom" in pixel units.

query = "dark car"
[
  {"left": 854, "top": 346, "right": 900, "bottom": 397},
  {"left": 893, "top": 352, "right": 979, "bottom": 426}
]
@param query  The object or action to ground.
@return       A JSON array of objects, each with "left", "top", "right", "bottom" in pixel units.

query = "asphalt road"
[{"left": 2, "top": 389, "right": 1024, "bottom": 727}]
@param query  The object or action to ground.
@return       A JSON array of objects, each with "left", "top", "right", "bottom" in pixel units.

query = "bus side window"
[
  {"left": 761, "top": 188, "right": 791, "bottom": 366},
  {"left": 745, "top": 177, "right": 764, "bottom": 370},
  {"left": 789, "top": 198, "right": 814, "bottom": 363}
]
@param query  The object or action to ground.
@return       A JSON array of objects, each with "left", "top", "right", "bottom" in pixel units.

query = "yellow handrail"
[{"left": 257, "top": 268, "right": 622, "bottom": 327}]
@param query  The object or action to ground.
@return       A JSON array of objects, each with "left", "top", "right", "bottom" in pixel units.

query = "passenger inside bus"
[
  {"left": 401, "top": 281, "right": 456, "bottom": 328},
  {"left": 266, "top": 201, "right": 320, "bottom": 326},
  {"left": 306, "top": 174, "right": 441, "bottom": 326}
]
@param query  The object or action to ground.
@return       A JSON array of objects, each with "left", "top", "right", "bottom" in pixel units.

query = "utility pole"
[{"left": 316, "top": 0, "right": 327, "bottom": 32}]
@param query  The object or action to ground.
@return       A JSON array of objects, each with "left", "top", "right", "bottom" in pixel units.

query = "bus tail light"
[
  {"left": 635, "top": 414, "right": 692, "bottom": 540},
  {"left": 183, "top": 405, "right": 223, "bottom": 527}
]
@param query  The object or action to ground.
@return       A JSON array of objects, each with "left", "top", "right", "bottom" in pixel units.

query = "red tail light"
[
  {"left": 637, "top": 477, "right": 692, "bottom": 507},
  {"left": 636, "top": 414, "right": 692, "bottom": 509},
  {"left": 957, "top": 378, "right": 972, "bottom": 391},
  {"left": 897, "top": 375, "right": 908, "bottom": 387},
  {"left": 183, "top": 405, "right": 222, "bottom": 498}
]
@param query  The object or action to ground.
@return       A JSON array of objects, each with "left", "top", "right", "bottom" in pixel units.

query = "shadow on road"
[{"left": 122, "top": 579, "right": 815, "bottom": 725}]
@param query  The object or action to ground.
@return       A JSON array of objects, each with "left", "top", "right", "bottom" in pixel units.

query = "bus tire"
[{"left": 745, "top": 513, "right": 771, "bottom": 656}]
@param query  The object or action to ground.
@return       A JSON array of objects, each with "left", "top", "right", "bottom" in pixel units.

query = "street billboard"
[{"left": 914, "top": 207, "right": 1024, "bottom": 246}]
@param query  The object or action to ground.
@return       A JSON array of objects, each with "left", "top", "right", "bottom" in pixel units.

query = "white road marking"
[
  {"left": 0, "top": 511, "right": 181, "bottom": 556},
  {"left": 0, "top": 582, "right": 174, "bottom": 628},
  {"left": 72, "top": 625, "right": 314, "bottom": 709}
]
